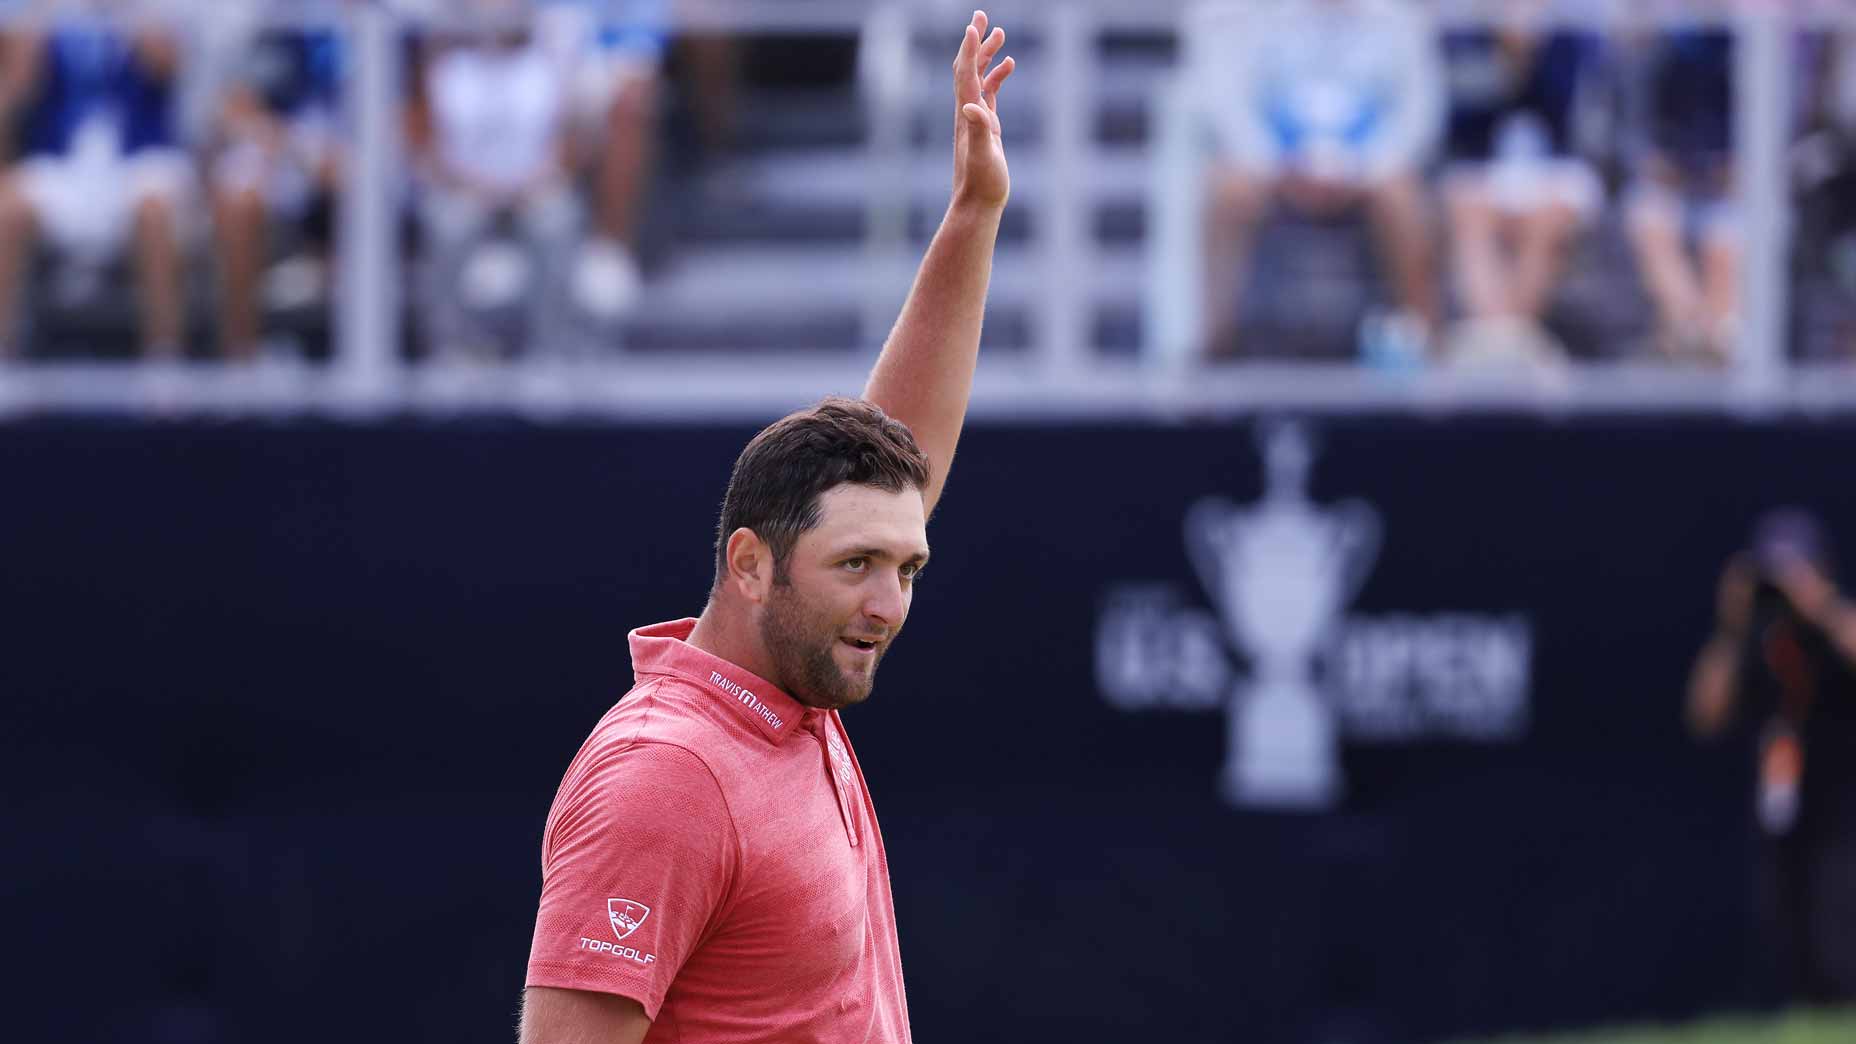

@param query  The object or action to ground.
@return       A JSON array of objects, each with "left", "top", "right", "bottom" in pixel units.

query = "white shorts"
[
  {"left": 1443, "top": 159, "right": 1602, "bottom": 220},
  {"left": 16, "top": 147, "right": 195, "bottom": 260},
  {"left": 1626, "top": 179, "right": 1741, "bottom": 248}
]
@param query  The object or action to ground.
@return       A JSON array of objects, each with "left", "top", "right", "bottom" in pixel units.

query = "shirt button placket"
[{"left": 806, "top": 710, "right": 859, "bottom": 847}]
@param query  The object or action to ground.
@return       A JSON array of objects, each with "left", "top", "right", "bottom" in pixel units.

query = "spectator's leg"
[
  {"left": 1508, "top": 202, "right": 1581, "bottom": 321},
  {"left": 1628, "top": 183, "right": 1705, "bottom": 358},
  {"left": 1444, "top": 173, "right": 1509, "bottom": 320},
  {"left": 131, "top": 193, "right": 185, "bottom": 360},
  {"left": 594, "top": 76, "right": 657, "bottom": 247},
  {"left": 1202, "top": 165, "right": 1271, "bottom": 358},
  {"left": 678, "top": 33, "right": 738, "bottom": 164},
  {"left": 1365, "top": 173, "right": 1439, "bottom": 331},
  {"left": 419, "top": 189, "right": 492, "bottom": 360},
  {"left": 1700, "top": 216, "right": 1742, "bottom": 363},
  {"left": 0, "top": 173, "right": 40, "bottom": 358},
  {"left": 212, "top": 182, "right": 267, "bottom": 362},
  {"left": 571, "top": 70, "right": 656, "bottom": 325},
  {"left": 519, "top": 185, "right": 583, "bottom": 356}
]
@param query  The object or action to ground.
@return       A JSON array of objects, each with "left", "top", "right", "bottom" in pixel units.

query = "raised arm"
[{"left": 863, "top": 10, "right": 1015, "bottom": 518}]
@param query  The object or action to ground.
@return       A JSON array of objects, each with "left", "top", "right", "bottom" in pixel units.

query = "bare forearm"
[
  {"left": 863, "top": 198, "right": 1004, "bottom": 516},
  {"left": 134, "top": 33, "right": 181, "bottom": 80},
  {"left": 1686, "top": 633, "right": 1740, "bottom": 738},
  {"left": 1817, "top": 601, "right": 1856, "bottom": 668},
  {"left": 0, "top": 34, "right": 44, "bottom": 112}
]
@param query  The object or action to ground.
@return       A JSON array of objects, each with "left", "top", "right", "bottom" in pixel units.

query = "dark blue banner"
[{"left": 3, "top": 415, "right": 1850, "bottom": 1043}]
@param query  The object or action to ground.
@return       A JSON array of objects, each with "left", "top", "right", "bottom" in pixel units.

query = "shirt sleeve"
[{"left": 525, "top": 740, "right": 738, "bottom": 1020}]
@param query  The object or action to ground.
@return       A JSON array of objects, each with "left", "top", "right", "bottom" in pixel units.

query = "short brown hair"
[{"left": 713, "top": 397, "right": 930, "bottom": 584}]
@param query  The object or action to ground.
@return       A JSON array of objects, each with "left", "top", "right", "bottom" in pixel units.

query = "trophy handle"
[
  {"left": 1183, "top": 497, "right": 1242, "bottom": 624},
  {"left": 1328, "top": 499, "right": 1382, "bottom": 606}
]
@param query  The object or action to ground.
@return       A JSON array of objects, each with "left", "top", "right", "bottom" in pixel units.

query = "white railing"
[{"left": 0, "top": 0, "right": 1850, "bottom": 419}]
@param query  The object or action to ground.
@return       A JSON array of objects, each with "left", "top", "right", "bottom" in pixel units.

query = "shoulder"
[
  {"left": 547, "top": 730, "right": 741, "bottom": 876},
  {"left": 558, "top": 680, "right": 740, "bottom": 830},
  {"left": 579, "top": 683, "right": 729, "bottom": 789},
  {"left": 585, "top": 676, "right": 736, "bottom": 768}
]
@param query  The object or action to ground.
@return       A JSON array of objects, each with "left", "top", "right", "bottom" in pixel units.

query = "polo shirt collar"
[{"left": 628, "top": 618, "right": 806, "bottom": 744}]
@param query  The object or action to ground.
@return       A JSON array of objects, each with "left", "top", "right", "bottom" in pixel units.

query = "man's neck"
[{"left": 685, "top": 599, "right": 782, "bottom": 692}]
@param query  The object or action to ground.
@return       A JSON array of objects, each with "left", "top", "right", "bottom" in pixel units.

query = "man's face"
[{"left": 758, "top": 484, "right": 930, "bottom": 711}]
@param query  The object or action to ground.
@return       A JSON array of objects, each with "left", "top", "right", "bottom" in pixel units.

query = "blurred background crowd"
[
  {"left": 0, "top": 0, "right": 686, "bottom": 364},
  {"left": 0, "top": 0, "right": 1849, "bottom": 377}
]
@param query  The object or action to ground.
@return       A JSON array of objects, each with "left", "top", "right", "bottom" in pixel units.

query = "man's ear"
[{"left": 724, "top": 527, "right": 775, "bottom": 603}]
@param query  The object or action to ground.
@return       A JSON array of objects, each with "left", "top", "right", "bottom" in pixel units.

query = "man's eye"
[
  {"left": 844, "top": 557, "right": 867, "bottom": 572},
  {"left": 901, "top": 563, "right": 923, "bottom": 580}
]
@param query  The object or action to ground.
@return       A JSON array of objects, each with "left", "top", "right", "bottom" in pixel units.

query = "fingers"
[
  {"left": 954, "top": 23, "right": 978, "bottom": 84},
  {"left": 983, "top": 54, "right": 1015, "bottom": 107},
  {"left": 957, "top": 26, "right": 1002, "bottom": 84},
  {"left": 956, "top": 11, "right": 1009, "bottom": 110},
  {"left": 978, "top": 26, "right": 1006, "bottom": 71}
]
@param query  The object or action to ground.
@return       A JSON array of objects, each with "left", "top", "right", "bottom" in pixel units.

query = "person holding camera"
[{"left": 1688, "top": 509, "right": 1856, "bottom": 1003}]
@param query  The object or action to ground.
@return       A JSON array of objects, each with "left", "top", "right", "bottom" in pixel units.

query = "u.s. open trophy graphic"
[{"left": 1185, "top": 422, "right": 1380, "bottom": 809}]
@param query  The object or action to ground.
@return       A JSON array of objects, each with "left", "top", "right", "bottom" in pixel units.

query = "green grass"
[{"left": 1442, "top": 1009, "right": 1856, "bottom": 1044}]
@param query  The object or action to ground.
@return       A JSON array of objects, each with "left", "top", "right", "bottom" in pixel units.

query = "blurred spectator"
[
  {"left": 541, "top": 0, "right": 667, "bottom": 323},
  {"left": 1689, "top": 510, "right": 1856, "bottom": 1004},
  {"left": 1626, "top": 28, "right": 1738, "bottom": 365},
  {"left": 1190, "top": 0, "right": 1443, "bottom": 361},
  {"left": 207, "top": 14, "right": 344, "bottom": 361},
  {"left": 669, "top": 17, "right": 741, "bottom": 174},
  {"left": 1438, "top": 16, "right": 1603, "bottom": 364},
  {"left": 0, "top": 3, "right": 191, "bottom": 360},
  {"left": 1791, "top": 26, "right": 1856, "bottom": 362},
  {"left": 406, "top": 0, "right": 579, "bottom": 361}
]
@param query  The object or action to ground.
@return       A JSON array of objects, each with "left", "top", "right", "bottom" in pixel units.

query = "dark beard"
[{"left": 759, "top": 582, "right": 875, "bottom": 710}]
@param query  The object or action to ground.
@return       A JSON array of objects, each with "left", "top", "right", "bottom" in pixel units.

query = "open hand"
[
  {"left": 1773, "top": 551, "right": 1839, "bottom": 629},
  {"left": 952, "top": 10, "right": 1014, "bottom": 210}
]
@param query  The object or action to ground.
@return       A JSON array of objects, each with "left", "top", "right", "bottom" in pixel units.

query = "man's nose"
[{"left": 863, "top": 572, "right": 906, "bottom": 628}]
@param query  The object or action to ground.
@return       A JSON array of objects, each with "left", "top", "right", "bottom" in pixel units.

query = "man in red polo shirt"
[{"left": 519, "top": 11, "right": 1015, "bottom": 1042}]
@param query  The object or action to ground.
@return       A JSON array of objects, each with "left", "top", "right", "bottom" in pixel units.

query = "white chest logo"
[
  {"left": 607, "top": 898, "right": 651, "bottom": 940},
  {"left": 826, "top": 730, "right": 857, "bottom": 798}
]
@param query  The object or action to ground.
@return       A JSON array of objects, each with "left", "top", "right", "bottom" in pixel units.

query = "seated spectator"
[
  {"left": 1188, "top": 0, "right": 1443, "bottom": 362},
  {"left": 209, "top": 19, "right": 345, "bottom": 361},
  {"left": 0, "top": 10, "right": 191, "bottom": 360},
  {"left": 541, "top": 0, "right": 668, "bottom": 322},
  {"left": 1438, "top": 18, "right": 1603, "bottom": 365},
  {"left": 1626, "top": 28, "right": 1738, "bottom": 365},
  {"left": 407, "top": 0, "right": 580, "bottom": 361},
  {"left": 1789, "top": 26, "right": 1856, "bottom": 362}
]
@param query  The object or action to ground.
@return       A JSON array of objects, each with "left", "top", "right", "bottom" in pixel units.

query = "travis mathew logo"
[
  {"left": 1096, "top": 422, "right": 1533, "bottom": 811},
  {"left": 608, "top": 898, "right": 650, "bottom": 940},
  {"left": 711, "top": 671, "right": 784, "bottom": 729}
]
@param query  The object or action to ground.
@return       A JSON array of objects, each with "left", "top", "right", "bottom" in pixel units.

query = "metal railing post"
[
  {"left": 1039, "top": 2, "right": 1092, "bottom": 377},
  {"left": 1734, "top": 4, "right": 1791, "bottom": 410},
  {"left": 336, "top": 0, "right": 402, "bottom": 401},
  {"left": 860, "top": 3, "right": 913, "bottom": 353}
]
